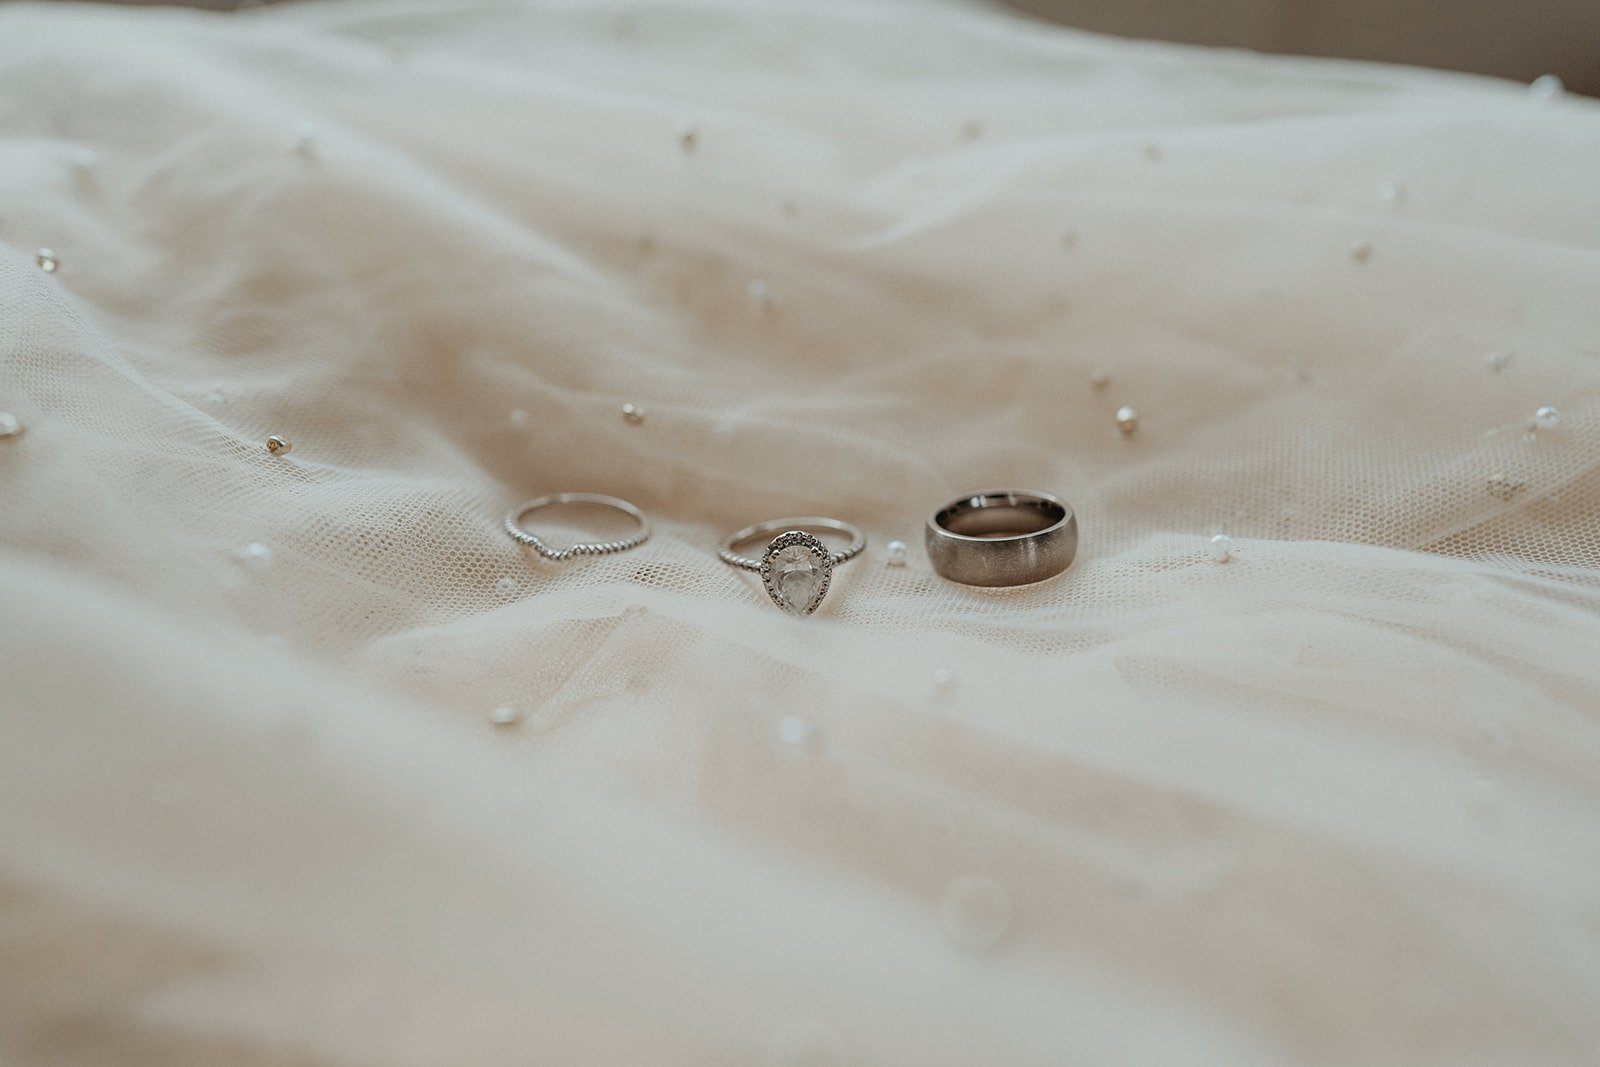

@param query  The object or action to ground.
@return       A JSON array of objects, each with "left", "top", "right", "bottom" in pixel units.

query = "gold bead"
[{"left": 265, "top": 434, "right": 293, "bottom": 456}]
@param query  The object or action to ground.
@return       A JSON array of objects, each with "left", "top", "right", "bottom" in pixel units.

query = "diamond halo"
[{"left": 759, "top": 531, "right": 834, "bottom": 616}]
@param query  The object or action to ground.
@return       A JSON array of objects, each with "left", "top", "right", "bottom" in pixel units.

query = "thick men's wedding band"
[
  {"left": 926, "top": 490, "right": 1077, "bottom": 587},
  {"left": 505, "top": 492, "right": 649, "bottom": 560},
  {"left": 720, "top": 516, "right": 866, "bottom": 616}
]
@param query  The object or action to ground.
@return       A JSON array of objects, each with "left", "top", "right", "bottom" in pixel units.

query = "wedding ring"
[
  {"left": 505, "top": 493, "right": 649, "bottom": 560},
  {"left": 719, "top": 517, "right": 866, "bottom": 616},
  {"left": 926, "top": 490, "right": 1077, "bottom": 587}
]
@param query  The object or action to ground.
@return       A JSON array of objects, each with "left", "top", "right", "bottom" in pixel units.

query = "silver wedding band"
[
  {"left": 926, "top": 490, "right": 1077, "bottom": 586},
  {"left": 505, "top": 492, "right": 649, "bottom": 561}
]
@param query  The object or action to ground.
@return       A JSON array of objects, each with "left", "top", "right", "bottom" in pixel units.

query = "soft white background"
[{"left": 2, "top": 1, "right": 1599, "bottom": 1063}]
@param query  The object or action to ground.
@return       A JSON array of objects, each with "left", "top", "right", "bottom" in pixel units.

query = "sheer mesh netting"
[{"left": 2, "top": 1, "right": 1598, "bottom": 1064}]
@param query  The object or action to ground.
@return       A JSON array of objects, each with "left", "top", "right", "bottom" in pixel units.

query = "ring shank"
[
  {"left": 926, "top": 490, "right": 1077, "bottom": 587},
  {"left": 720, "top": 516, "right": 866, "bottom": 571}
]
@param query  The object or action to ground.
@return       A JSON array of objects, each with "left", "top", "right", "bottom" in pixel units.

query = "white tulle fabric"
[{"left": 2, "top": 1, "right": 1599, "bottom": 1063}]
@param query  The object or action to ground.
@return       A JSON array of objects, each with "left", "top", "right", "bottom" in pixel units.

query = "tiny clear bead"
[
  {"left": 1209, "top": 533, "right": 1233, "bottom": 562},
  {"left": 0, "top": 412, "right": 21, "bottom": 438},
  {"left": 1115, "top": 405, "right": 1139, "bottom": 434},
  {"left": 494, "top": 576, "right": 518, "bottom": 594},
  {"left": 265, "top": 434, "right": 293, "bottom": 456},
  {"left": 885, "top": 540, "right": 908, "bottom": 567},
  {"left": 508, "top": 408, "right": 528, "bottom": 428},
  {"left": 1349, "top": 240, "right": 1372, "bottom": 262},
  {"left": 933, "top": 668, "right": 957, "bottom": 696},
  {"left": 940, "top": 874, "right": 1013, "bottom": 950},
  {"left": 621, "top": 402, "right": 645, "bottom": 425},
  {"left": 1534, "top": 406, "right": 1561, "bottom": 429},
  {"left": 1529, "top": 74, "right": 1563, "bottom": 100},
  {"left": 236, "top": 542, "right": 273, "bottom": 570},
  {"left": 36, "top": 249, "right": 58, "bottom": 273},
  {"left": 489, "top": 705, "right": 520, "bottom": 726}
]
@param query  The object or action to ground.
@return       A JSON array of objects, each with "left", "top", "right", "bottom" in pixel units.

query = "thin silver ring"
[
  {"left": 718, "top": 516, "right": 866, "bottom": 571},
  {"left": 505, "top": 492, "right": 649, "bottom": 561},
  {"left": 926, "top": 490, "right": 1077, "bottom": 587}
]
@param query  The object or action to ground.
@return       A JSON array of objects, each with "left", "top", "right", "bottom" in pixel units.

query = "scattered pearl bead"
[
  {"left": 508, "top": 408, "right": 528, "bottom": 428},
  {"left": 1209, "top": 533, "right": 1232, "bottom": 563},
  {"left": 1529, "top": 73, "right": 1563, "bottom": 100},
  {"left": 36, "top": 249, "right": 58, "bottom": 273},
  {"left": 1379, "top": 181, "right": 1406, "bottom": 206},
  {"left": 747, "top": 278, "right": 772, "bottom": 312},
  {"left": 677, "top": 123, "right": 699, "bottom": 154},
  {"left": 1349, "top": 240, "right": 1372, "bottom": 262},
  {"left": 292, "top": 124, "right": 319, "bottom": 158},
  {"left": 932, "top": 667, "right": 957, "bottom": 697},
  {"left": 1115, "top": 405, "right": 1139, "bottom": 435},
  {"left": 235, "top": 542, "right": 273, "bottom": 570},
  {"left": 265, "top": 434, "right": 293, "bottom": 456},
  {"left": 489, "top": 704, "right": 520, "bottom": 726},
  {"left": 71, "top": 146, "right": 100, "bottom": 179},
  {"left": 940, "top": 874, "right": 1013, "bottom": 950},
  {"left": 1485, "top": 351, "right": 1514, "bottom": 373},
  {"left": 494, "top": 576, "right": 518, "bottom": 595},
  {"left": 1534, "top": 405, "right": 1561, "bottom": 430},
  {"left": 776, "top": 715, "right": 814, "bottom": 749},
  {"left": 621, "top": 402, "right": 645, "bottom": 425},
  {"left": 0, "top": 412, "right": 22, "bottom": 438},
  {"left": 885, "top": 540, "right": 909, "bottom": 567}
]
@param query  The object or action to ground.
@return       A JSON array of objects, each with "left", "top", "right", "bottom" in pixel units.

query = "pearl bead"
[
  {"left": 885, "top": 540, "right": 908, "bottom": 567},
  {"left": 621, "top": 402, "right": 645, "bottom": 425},
  {"left": 940, "top": 874, "right": 1013, "bottom": 950},
  {"left": 777, "top": 715, "right": 814, "bottom": 748},
  {"left": 747, "top": 279, "right": 773, "bottom": 315},
  {"left": 489, "top": 705, "right": 520, "bottom": 726},
  {"left": 1349, "top": 240, "right": 1372, "bottom": 262},
  {"left": 494, "top": 576, "right": 518, "bottom": 594},
  {"left": 1485, "top": 351, "right": 1513, "bottom": 373},
  {"left": 35, "top": 249, "right": 58, "bottom": 273},
  {"left": 1379, "top": 181, "right": 1406, "bottom": 205},
  {"left": 1209, "top": 533, "right": 1232, "bottom": 562},
  {"left": 71, "top": 147, "right": 100, "bottom": 178},
  {"left": 265, "top": 434, "right": 293, "bottom": 456},
  {"left": 508, "top": 408, "right": 528, "bottom": 428},
  {"left": 1529, "top": 74, "right": 1563, "bottom": 100},
  {"left": 932, "top": 668, "right": 957, "bottom": 697},
  {"left": 1115, "top": 405, "right": 1139, "bottom": 434},
  {"left": 236, "top": 542, "right": 273, "bottom": 570},
  {"left": 0, "top": 412, "right": 21, "bottom": 438},
  {"left": 1534, "top": 405, "right": 1561, "bottom": 429}
]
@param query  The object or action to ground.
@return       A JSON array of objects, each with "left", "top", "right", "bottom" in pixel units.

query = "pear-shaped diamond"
[{"left": 760, "top": 531, "right": 833, "bottom": 615}]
